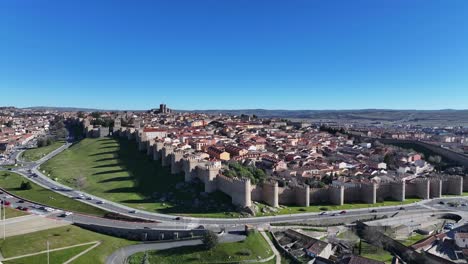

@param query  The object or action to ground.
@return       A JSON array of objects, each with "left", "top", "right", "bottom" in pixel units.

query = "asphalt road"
[
  {"left": 3, "top": 140, "right": 468, "bottom": 231},
  {"left": 105, "top": 232, "right": 246, "bottom": 264}
]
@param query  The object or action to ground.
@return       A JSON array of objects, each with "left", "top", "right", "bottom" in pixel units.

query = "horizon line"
[{"left": 11, "top": 105, "right": 468, "bottom": 112}]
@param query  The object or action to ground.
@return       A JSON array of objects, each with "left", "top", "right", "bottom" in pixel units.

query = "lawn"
[
  {"left": 20, "top": 141, "right": 65, "bottom": 162},
  {"left": 40, "top": 138, "right": 241, "bottom": 217},
  {"left": 0, "top": 171, "right": 108, "bottom": 217},
  {"left": 0, "top": 225, "right": 135, "bottom": 264},
  {"left": 400, "top": 234, "right": 427, "bottom": 246},
  {"left": 3, "top": 206, "right": 28, "bottom": 219},
  {"left": 3, "top": 244, "right": 92, "bottom": 264},
  {"left": 359, "top": 241, "right": 394, "bottom": 263},
  {"left": 127, "top": 231, "right": 273, "bottom": 264}
]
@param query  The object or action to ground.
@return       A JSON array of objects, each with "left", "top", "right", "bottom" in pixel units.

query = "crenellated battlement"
[{"left": 118, "top": 135, "right": 467, "bottom": 210}]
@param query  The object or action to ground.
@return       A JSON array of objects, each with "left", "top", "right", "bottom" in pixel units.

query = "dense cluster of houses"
[
  {"left": 0, "top": 107, "right": 51, "bottom": 157},
  {"left": 72, "top": 104, "right": 467, "bottom": 210}
]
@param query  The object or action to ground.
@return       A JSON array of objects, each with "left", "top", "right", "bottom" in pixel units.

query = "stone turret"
[
  {"left": 171, "top": 150, "right": 184, "bottom": 175},
  {"left": 161, "top": 145, "right": 174, "bottom": 167},
  {"left": 414, "top": 179, "right": 430, "bottom": 199},
  {"left": 146, "top": 140, "right": 154, "bottom": 156},
  {"left": 429, "top": 178, "right": 442, "bottom": 198},
  {"left": 361, "top": 183, "right": 377, "bottom": 204},
  {"left": 183, "top": 156, "right": 200, "bottom": 182},
  {"left": 216, "top": 176, "right": 252, "bottom": 207},
  {"left": 445, "top": 176, "right": 463, "bottom": 195},
  {"left": 329, "top": 185, "right": 344, "bottom": 206},
  {"left": 153, "top": 141, "right": 164, "bottom": 161},
  {"left": 295, "top": 185, "right": 310, "bottom": 207},
  {"left": 391, "top": 180, "right": 406, "bottom": 201},
  {"left": 200, "top": 164, "right": 221, "bottom": 193},
  {"left": 262, "top": 181, "right": 279, "bottom": 208}
]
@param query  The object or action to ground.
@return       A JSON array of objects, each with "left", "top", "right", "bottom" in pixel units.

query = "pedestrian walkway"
[{"left": 261, "top": 231, "right": 280, "bottom": 264}]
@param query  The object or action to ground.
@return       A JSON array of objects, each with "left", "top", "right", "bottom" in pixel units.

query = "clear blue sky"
[{"left": 1, "top": 0, "right": 467, "bottom": 110}]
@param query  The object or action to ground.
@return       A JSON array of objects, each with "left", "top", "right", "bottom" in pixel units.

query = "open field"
[
  {"left": 0, "top": 225, "right": 135, "bottom": 264},
  {"left": 0, "top": 171, "right": 108, "bottom": 217},
  {"left": 40, "top": 138, "right": 240, "bottom": 217},
  {"left": 128, "top": 231, "right": 273, "bottom": 264},
  {"left": 3, "top": 244, "right": 92, "bottom": 264},
  {"left": 360, "top": 241, "right": 393, "bottom": 263},
  {"left": 20, "top": 141, "right": 65, "bottom": 162}
]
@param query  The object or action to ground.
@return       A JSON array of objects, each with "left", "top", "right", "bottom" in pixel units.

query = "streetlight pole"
[
  {"left": 2, "top": 202, "right": 5, "bottom": 240},
  {"left": 47, "top": 240, "right": 50, "bottom": 264},
  {"left": 0, "top": 203, "right": 2, "bottom": 240}
]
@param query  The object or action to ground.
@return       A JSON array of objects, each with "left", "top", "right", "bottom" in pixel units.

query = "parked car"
[
  {"left": 174, "top": 217, "right": 181, "bottom": 220},
  {"left": 371, "top": 209, "right": 377, "bottom": 213},
  {"left": 339, "top": 210, "right": 347, "bottom": 214},
  {"left": 17, "top": 200, "right": 24, "bottom": 203},
  {"left": 96, "top": 200, "right": 105, "bottom": 204},
  {"left": 129, "top": 210, "right": 136, "bottom": 214},
  {"left": 319, "top": 211, "right": 327, "bottom": 215}
]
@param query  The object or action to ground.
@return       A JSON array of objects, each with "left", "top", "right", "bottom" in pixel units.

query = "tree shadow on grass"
[
  {"left": 119, "top": 198, "right": 155, "bottom": 203},
  {"left": 94, "top": 138, "right": 239, "bottom": 216},
  {"left": 89, "top": 151, "right": 116, "bottom": 156},
  {"left": 95, "top": 157, "right": 117, "bottom": 162},
  {"left": 93, "top": 163, "right": 125, "bottom": 169},
  {"left": 98, "top": 176, "right": 134, "bottom": 183},
  {"left": 92, "top": 169, "right": 127, "bottom": 175},
  {"left": 99, "top": 146, "right": 117, "bottom": 150},
  {"left": 104, "top": 186, "right": 138, "bottom": 193}
]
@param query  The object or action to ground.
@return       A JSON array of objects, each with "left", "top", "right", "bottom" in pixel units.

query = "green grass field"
[
  {"left": 20, "top": 141, "right": 65, "bottom": 162},
  {"left": 400, "top": 234, "right": 427, "bottom": 246},
  {"left": 3, "top": 206, "right": 28, "bottom": 219},
  {"left": 3, "top": 244, "right": 93, "bottom": 264},
  {"left": 40, "top": 138, "right": 240, "bottom": 217},
  {"left": 128, "top": 231, "right": 273, "bottom": 264},
  {"left": 0, "top": 225, "right": 135, "bottom": 264},
  {"left": 0, "top": 171, "right": 108, "bottom": 216},
  {"left": 360, "top": 241, "right": 393, "bottom": 263}
]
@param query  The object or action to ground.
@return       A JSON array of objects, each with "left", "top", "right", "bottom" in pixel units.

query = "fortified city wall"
[{"left": 114, "top": 126, "right": 465, "bottom": 209}]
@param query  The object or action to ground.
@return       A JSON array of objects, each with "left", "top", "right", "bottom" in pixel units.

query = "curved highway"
[{"left": 105, "top": 232, "right": 245, "bottom": 264}]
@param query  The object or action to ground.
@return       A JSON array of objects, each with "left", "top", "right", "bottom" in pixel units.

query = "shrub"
[
  {"left": 202, "top": 231, "right": 219, "bottom": 250},
  {"left": 20, "top": 181, "right": 32, "bottom": 190},
  {"left": 237, "top": 249, "right": 252, "bottom": 256}
]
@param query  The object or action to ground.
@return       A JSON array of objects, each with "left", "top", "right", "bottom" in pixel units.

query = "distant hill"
[{"left": 19, "top": 106, "right": 468, "bottom": 126}]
